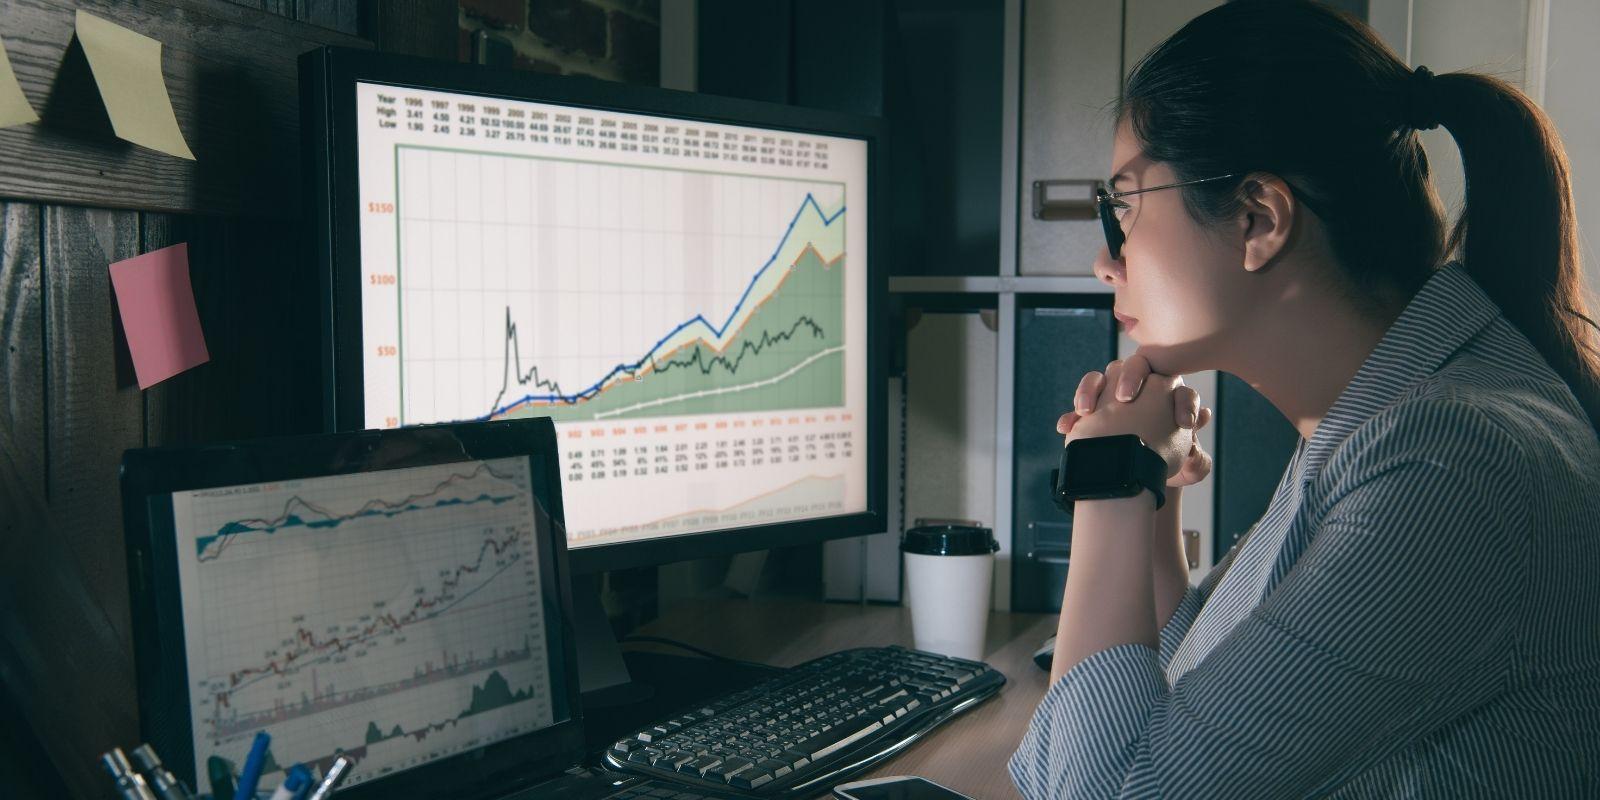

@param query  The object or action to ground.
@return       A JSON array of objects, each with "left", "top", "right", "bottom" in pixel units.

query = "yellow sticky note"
[
  {"left": 74, "top": 11, "right": 195, "bottom": 160},
  {"left": 0, "top": 35, "right": 39, "bottom": 129}
]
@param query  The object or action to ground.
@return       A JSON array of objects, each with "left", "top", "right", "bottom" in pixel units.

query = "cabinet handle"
[{"left": 1032, "top": 179, "right": 1104, "bottom": 220}]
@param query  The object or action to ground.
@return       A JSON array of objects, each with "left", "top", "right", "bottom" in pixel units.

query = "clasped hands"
[{"left": 1057, "top": 352, "right": 1215, "bottom": 488}]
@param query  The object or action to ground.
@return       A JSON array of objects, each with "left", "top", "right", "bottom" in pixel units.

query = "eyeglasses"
[{"left": 1095, "top": 173, "right": 1238, "bottom": 260}]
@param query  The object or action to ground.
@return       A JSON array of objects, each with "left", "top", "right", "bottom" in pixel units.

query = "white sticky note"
[
  {"left": 74, "top": 11, "right": 195, "bottom": 160},
  {"left": 0, "top": 35, "right": 39, "bottom": 129}
]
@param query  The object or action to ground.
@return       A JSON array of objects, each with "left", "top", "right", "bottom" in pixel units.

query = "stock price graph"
[
  {"left": 170, "top": 458, "right": 555, "bottom": 788},
  {"left": 484, "top": 193, "right": 845, "bottom": 423},
  {"left": 388, "top": 148, "right": 847, "bottom": 427},
  {"left": 357, "top": 86, "right": 872, "bottom": 547}
]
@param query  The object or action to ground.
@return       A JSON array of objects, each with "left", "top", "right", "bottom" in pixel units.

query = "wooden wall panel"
[
  {"left": 0, "top": 0, "right": 369, "bottom": 216},
  {"left": 0, "top": 425, "right": 139, "bottom": 800},
  {"left": 0, "top": 203, "right": 44, "bottom": 498},
  {"left": 43, "top": 207, "right": 144, "bottom": 641},
  {"left": 0, "top": 1, "right": 467, "bottom": 794},
  {"left": 365, "top": 0, "right": 459, "bottom": 60},
  {"left": 246, "top": 0, "right": 362, "bottom": 36},
  {"left": 0, "top": 206, "right": 149, "bottom": 800},
  {"left": 142, "top": 213, "right": 321, "bottom": 446}
]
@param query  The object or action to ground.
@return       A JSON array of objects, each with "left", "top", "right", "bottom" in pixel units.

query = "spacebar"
[{"left": 798, "top": 719, "right": 884, "bottom": 761}]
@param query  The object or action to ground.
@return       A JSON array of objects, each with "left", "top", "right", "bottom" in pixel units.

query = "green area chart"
[
  {"left": 497, "top": 243, "right": 846, "bottom": 423},
  {"left": 363, "top": 669, "right": 538, "bottom": 746}
]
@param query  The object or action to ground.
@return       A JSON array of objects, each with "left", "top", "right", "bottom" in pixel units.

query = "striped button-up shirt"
[{"left": 1010, "top": 261, "right": 1600, "bottom": 798}]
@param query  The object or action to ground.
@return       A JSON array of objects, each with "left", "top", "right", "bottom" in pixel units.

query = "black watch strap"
[{"left": 1050, "top": 434, "right": 1167, "bottom": 515}]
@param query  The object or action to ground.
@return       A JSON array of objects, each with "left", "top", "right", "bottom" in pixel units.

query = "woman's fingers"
[
  {"left": 1178, "top": 442, "right": 1214, "bottom": 485},
  {"left": 1074, "top": 371, "right": 1106, "bottom": 415},
  {"left": 1056, "top": 410, "right": 1080, "bottom": 435},
  {"left": 1115, "top": 353, "right": 1151, "bottom": 402},
  {"left": 1173, "top": 385, "right": 1201, "bottom": 428},
  {"left": 1196, "top": 406, "right": 1213, "bottom": 431}
]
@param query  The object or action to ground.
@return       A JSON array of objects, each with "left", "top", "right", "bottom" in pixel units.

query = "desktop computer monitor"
[{"left": 303, "top": 48, "right": 886, "bottom": 577}]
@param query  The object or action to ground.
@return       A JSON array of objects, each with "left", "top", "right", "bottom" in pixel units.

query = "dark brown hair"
[{"left": 1119, "top": 0, "right": 1600, "bottom": 438}]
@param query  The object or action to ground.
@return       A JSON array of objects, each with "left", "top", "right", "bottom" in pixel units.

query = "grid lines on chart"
[{"left": 391, "top": 145, "right": 845, "bottom": 425}]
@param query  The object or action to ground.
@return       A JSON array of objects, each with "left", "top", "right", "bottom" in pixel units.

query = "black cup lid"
[{"left": 901, "top": 524, "right": 998, "bottom": 556}]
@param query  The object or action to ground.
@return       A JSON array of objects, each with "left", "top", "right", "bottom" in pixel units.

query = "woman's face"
[{"left": 1093, "top": 120, "right": 1260, "bottom": 375}]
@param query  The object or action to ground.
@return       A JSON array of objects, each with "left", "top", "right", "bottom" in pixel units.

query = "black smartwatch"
[{"left": 1050, "top": 434, "right": 1167, "bottom": 515}]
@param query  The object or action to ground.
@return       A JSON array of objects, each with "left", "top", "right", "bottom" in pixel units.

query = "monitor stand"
[
  {"left": 571, "top": 573, "right": 653, "bottom": 707},
  {"left": 571, "top": 573, "right": 782, "bottom": 751}
]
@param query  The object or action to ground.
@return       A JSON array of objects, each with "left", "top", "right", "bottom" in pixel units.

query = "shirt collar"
[{"left": 1298, "top": 261, "right": 1502, "bottom": 484}]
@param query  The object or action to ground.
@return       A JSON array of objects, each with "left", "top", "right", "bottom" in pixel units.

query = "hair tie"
[{"left": 1406, "top": 65, "right": 1440, "bottom": 131}]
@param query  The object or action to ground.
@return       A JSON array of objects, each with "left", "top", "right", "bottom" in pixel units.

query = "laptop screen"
[{"left": 164, "top": 455, "right": 565, "bottom": 790}]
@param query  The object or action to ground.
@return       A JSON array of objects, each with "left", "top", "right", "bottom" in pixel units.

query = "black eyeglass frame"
[{"left": 1095, "top": 172, "right": 1239, "bottom": 260}]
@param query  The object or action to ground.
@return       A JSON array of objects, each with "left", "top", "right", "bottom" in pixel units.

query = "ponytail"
[{"left": 1430, "top": 71, "right": 1600, "bottom": 439}]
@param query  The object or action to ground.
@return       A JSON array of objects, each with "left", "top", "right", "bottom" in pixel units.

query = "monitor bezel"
[
  {"left": 302, "top": 46, "right": 889, "bottom": 575},
  {"left": 119, "top": 419, "right": 586, "bottom": 800}
]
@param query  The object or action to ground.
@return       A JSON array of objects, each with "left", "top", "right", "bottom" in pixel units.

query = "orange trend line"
[{"left": 498, "top": 245, "right": 843, "bottom": 417}]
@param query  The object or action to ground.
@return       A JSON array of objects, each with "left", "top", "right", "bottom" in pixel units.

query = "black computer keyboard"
[{"left": 601, "top": 646, "right": 1005, "bottom": 798}]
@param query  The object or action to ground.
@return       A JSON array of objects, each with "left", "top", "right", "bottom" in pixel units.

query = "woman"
[{"left": 1009, "top": 1, "right": 1600, "bottom": 797}]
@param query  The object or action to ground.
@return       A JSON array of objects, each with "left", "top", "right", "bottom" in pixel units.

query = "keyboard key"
[
  {"left": 875, "top": 688, "right": 909, "bottom": 708},
  {"left": 660, "top": 751, "right": 696, "bottom": 770},
  {"left": 756, "top": 758, "right": 792, "bottom": 778},
  {"left": 795, "top": 719, "right": 884, "bottom": 761},
  {"left": 710, "top": 756, "right": 753, "bottom": 783},
  {"left": 730, "top": 770, "right": 773, "bottom": 790},
  {"left": 682, "top": 756, "right": 721, "bottom": 776}
]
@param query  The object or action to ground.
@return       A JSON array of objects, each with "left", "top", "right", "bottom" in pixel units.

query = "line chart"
[
  {"left": 481, "top": 193, "right": 844, "bottom": 420},
  {"left": 171, "top": 457, "right": 554, "bottom": 789},
  {"left": 195, "top": 461, "right": 522, "bottom": 561}
]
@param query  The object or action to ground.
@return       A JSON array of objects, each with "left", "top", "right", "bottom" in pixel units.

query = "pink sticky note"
[{"left": 109, "top": 242, "right": 209, "bottom": 388}]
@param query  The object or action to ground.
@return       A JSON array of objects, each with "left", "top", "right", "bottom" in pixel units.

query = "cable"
[{"left": 618, "top": 635, "right": 778, "bottom": 672}]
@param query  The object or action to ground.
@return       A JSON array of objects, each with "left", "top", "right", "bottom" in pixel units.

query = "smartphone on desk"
[{"left": 833, "top": 775, "right": 975, "bottom": 800}]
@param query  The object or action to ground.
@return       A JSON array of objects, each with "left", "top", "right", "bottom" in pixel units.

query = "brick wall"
[{"left": 460, "top": 0, "right": 661, "bottom": 85}]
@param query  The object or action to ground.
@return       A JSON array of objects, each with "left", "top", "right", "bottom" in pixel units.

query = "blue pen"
[
  {"left": 269, "top": 764, "right": 311, "bottom": 800},
  {"left": 233, "top": 732, "right": 271, "bottom": 800}
]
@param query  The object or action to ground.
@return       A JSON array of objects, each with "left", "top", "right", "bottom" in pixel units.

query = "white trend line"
[{"left": 593, "top": 346, "right": 847, "bottom": 420}]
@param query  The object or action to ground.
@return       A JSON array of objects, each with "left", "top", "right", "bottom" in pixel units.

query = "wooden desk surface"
[{"left": 633, "top": 598, "right": 1058, "bottom": 799}]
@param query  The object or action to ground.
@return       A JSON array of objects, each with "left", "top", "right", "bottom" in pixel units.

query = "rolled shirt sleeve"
[{"left": 1009, "top": 401, "right": 1532, "bottom": 799}]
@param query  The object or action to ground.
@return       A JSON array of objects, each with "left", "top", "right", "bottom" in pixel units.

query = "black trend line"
[
  {"left": 489, "top": 311, "right": 828, "bottom": 417},
  {"left": 489, "top": 307, "right": 594, "bottom": 414},
  {"left": 212, "top": 527, "right": 528, "bottom": 705},
  {"left": 647, "top": 315, "right": 825, "bottom": 377}
]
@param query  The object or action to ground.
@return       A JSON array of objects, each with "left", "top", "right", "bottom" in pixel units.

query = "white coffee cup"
[{"left": 902, "top": 522, "right": 999, "bottom": 661}]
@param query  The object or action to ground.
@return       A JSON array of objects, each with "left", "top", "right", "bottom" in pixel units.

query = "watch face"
[{"left": 1060, "top": 435, "right": 1140, "bottom": 498}]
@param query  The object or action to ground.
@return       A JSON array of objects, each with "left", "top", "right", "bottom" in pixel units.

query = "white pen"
[{"left": 306, "top": 756, "right": 352, "bottom": 800}]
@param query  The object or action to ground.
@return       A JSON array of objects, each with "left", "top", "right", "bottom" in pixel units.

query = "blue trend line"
[
  {"left": 481, "top": 192, "right": 845, "bottom": 419},
  {"left": 195, "top": 493, "right": 519, "bottom": 559}
]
